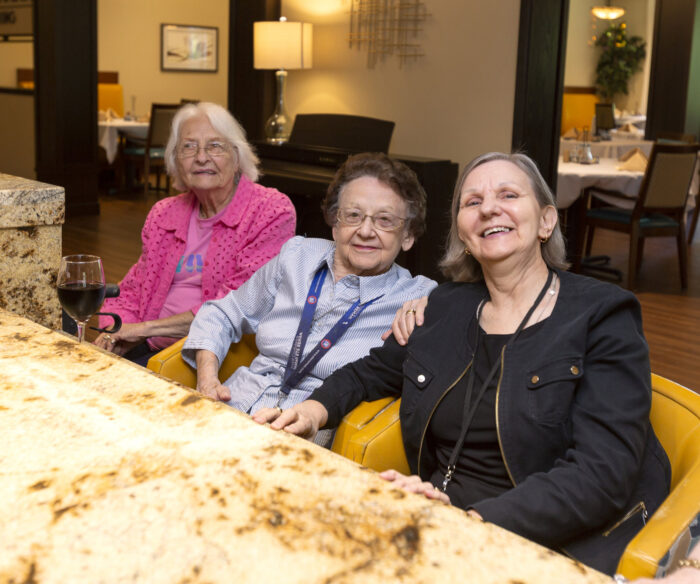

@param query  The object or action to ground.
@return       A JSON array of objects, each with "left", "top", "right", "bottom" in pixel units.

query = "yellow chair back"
[
  {"left": 147, "top": 335, "right": 258, "bottom": 387},
  {"left": 98, "top": 83, "right": 124, "bottom": 118},
  {"left": 561, "top": 91, "right": 598, "bottom": 136},
  {"left": 617, "top": 374, "right": 700, "bottom": 579}
]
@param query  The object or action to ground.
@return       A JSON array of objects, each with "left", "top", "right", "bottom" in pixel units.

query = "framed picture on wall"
[{"left": 161, "top": 24, "right": 218, "bottom": 72}]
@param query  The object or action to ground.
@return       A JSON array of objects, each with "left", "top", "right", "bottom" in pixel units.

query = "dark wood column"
[
  {"left": 228, "top": 0, "right": 280, "bottom": 140},
  {"left": 512, "top": 0, "right": 569, "bottom": 190},
  {"left": 645, "top": 0, "right": 698, "bottom": 139},
  {"left": 33, "top": 0, "right": 99, "bottom": 216}
]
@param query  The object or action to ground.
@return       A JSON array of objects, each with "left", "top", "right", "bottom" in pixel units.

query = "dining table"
[
  {"left": 556, "top": 156, "right": 645, "bottom": 210},
  {"left": 560, "top": 137, "right": 654, "bottom": 163},
  {"left": 98, "top": 118, "right": 149, "bottom": 164},
  {"left": 0, "top": 308, "right": 609, "bottom": 584}
]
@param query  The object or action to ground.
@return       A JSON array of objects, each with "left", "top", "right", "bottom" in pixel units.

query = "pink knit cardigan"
[{"left": 100, "top": 176, "right": 296, "bottom": 327}]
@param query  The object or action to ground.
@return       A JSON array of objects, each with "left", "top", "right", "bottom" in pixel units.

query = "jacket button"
[
  {"left": 417, "top": 374, "right": 426, "bottom": 383},
  {"left": 570, "top": 365, "right": 580, "bottom": 375},
  {"left": 531, "top": 375, "right": 539, "bottom": 384}
]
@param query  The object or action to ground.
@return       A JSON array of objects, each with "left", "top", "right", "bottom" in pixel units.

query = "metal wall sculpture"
[{"left": 348, "top": 0, "right": 428, "bottom": 68}]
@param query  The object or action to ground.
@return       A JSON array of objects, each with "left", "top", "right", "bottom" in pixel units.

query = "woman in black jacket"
[{"left": 254, "top": 152, "right": 670, "bottom": 575}]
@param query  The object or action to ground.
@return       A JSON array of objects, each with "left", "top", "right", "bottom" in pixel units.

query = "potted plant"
[{"left": 595, "top": 22, "right": 646, "bottom": 104}]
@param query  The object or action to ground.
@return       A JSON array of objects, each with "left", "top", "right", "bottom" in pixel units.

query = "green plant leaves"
[{"left": 594, "top": 23, "right": 646, "bottom": 102}]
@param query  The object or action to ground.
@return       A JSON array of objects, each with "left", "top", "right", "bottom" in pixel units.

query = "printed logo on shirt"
[
  {"left": 320, "top": 338, "right": 332, "bottom": 350},
  {"left": 176, "top": 254, "right": 204, "bottom": 274},
  {"left": 307, "top": 295, "right": 318, "bottom": 305}
]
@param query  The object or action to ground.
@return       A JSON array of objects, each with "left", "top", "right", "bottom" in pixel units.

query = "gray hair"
[
  {"left": 322, "top": 152, "right": 427, "bottom": 240},
  {"left": 165, "top": 102, "right": 260, "bottom": 191},
  {"left": 439, "top": 152, "right": 569, "bottom": 282}
]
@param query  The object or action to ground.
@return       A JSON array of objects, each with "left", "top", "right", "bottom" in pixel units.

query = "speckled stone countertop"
[
  {"left": 0, "top": 310, "right": 608, "bottom": 584},
  {"left": 0, "top": 173, "right": 65, "bottom": 229},
  {"left": 0, "top": 173, "right": 63, "bottom": 329}
]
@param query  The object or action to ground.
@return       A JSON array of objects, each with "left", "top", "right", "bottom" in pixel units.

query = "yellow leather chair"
[
  {"left": 147, "top": 335, "right": 258, "bottom": 387},
  {"left": 617, "top": 374, "right": 700, "bottom": 579},
  {"left": 148, "top": 342, "right": 699, "bottom": 579}
]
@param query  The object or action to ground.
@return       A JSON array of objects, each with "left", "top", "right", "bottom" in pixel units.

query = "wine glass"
[{"left": 57, "top": 255, "right": 106, "bottom": 343}]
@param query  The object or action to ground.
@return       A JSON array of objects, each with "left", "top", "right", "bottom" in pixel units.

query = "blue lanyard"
[{"left": 280, "top": 265, "right": 382, "bottom": 397}]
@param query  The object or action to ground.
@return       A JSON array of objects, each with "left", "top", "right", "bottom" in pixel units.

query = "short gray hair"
[
  {"left": 165, "top": 102, "right": 260, "bottom": 191},
  {"left": 322, "top": 152, "right": 427, "bottom": 240},
  {"left": 439, "top": 152, "right": 569, "bottom": 282}
]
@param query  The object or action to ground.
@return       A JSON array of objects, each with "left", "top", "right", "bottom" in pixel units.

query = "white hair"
[{"left": 165, "top": 102, "right": 260, "bottom": 191}]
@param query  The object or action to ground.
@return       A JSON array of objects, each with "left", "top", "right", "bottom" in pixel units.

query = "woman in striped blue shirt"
[{"left": 182, "top": 153, "right": 437, "bottom": 445}]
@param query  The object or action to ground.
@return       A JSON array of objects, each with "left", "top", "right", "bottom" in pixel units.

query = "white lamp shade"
[{"left": 254, "top": 21, "right": 313, "bottom": 70}]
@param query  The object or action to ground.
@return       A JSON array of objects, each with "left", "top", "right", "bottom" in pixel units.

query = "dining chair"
[
  {"left": 656, "top": 132, "right": 697, "bottom": 144},
  {"left": 574, "top": 142, "right": 700, "bottom": 289},
  {"left": 121, "top": 102, "right": 180, "bottom": 195}
]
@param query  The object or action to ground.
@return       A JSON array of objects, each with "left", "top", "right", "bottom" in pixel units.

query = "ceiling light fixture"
[{"left": 591, "top": 4, "right": 625, "bottom": 20}]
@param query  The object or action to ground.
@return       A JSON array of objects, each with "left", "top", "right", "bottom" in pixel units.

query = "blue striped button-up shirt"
[{"left": 183, "top": 236, "right": 436, "bottom": 421}]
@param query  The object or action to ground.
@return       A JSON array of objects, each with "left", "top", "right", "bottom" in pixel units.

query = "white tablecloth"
[
  {"left": 560, "top": 138, "right": 653, "bottom": 161},
  {"left": 98, "top": 119, "right": 149, "bottom": 164},
  {"left": 556, "top": 157, "right": 645, "bottom": 210}
]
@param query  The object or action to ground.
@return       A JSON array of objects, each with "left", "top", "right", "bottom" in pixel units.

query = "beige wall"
[
  {"left": 98, "top": 0, "right": 229, "bottom": 115},
  {"left": 281, "top": 0, "right": 520, "bottom": 167},
  {"left": 0, "top": 42, "right": 32, "bottom": 88},
  {"left": 0, "top": 92, "right": 35, "bottom": 178}
]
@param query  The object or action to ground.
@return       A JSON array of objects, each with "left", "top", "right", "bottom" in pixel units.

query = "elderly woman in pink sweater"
[{"left": 94, "top": 102, "right": 295, "bottom": 365}]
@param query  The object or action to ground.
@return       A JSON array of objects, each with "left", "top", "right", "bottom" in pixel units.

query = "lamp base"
[
  {"left": 264, "top": 112, "right": 291, "bottom": 144},
  {"left": 264, "top": 69, "right": 291, "bottom": 144}
]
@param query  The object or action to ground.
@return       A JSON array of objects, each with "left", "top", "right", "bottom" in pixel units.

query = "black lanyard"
[
  {"left": 279, "top": 265, "right": 383, "bottom": 401},
  {"left": 441, "top": 269, "right": 554, "bottom": 492}
]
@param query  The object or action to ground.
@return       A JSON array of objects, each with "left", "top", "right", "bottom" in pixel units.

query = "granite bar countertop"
[
  {"left": 0, "top": 173, "right": 65, "bottom": 228},
  {"left": 0, "top": 310, "right": 608, "bottom": 584},
  {"left": 0, "top": 173, "right": 64, "bottom": 328}
]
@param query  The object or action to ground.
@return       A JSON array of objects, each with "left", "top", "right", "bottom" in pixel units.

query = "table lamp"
[{"left": 254, "top": 17, "right": 313, "bottom": 144}]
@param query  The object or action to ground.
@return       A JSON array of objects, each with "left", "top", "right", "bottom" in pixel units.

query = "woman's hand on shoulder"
[
  {"left": 252, "top": 400, "right": 328, "bottom": 441},
  {"left": 381, "top": 296, "right": 429, "bottom": 345},
  {"left": 379, "top": 469, "right": 450, "bottom": 504}
]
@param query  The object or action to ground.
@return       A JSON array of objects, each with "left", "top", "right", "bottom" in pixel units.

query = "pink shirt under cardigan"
[{"left": 100, "top": 176, "right": 296, "bottom": 341}]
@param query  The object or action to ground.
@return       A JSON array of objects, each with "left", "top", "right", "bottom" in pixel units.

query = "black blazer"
[{"left": 313, "top": 270, "right": 670, "bottom": 575}]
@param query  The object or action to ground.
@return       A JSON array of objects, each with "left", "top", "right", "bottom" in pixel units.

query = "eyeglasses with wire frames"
[
  {"left": 177, "top": 141, "right": 231, "bottom": 159},
  {"left": 336, "top": 208, "right": 406, "bottom": 232}
]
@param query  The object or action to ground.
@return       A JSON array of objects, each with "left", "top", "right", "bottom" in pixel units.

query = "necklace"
[
  {"left": 530, "top": 272, "right": 558, "bottom": 326},
  {"left": 441, "top": 269, "right": 554, "bottom": 493}
]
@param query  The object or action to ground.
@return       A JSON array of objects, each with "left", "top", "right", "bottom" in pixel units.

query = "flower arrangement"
[{"left": 595, "top": 22, "right": 646, "bottom": 103}]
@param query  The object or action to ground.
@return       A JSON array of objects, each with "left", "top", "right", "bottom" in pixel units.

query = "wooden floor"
[{"left": 63, "top": 188, "right": 700, "bottom": 392}]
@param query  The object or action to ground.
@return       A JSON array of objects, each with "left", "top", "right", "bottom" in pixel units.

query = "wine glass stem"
[{"left": 76, "top": 321, "right": 86, "bottom": 343}]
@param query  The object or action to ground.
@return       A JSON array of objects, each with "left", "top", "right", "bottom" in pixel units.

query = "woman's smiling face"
[
  {"left": 457, "top": 160, "right": 554, "bottom": 267},
  {"left": 332, "top": 176, "right": 414, "bottom": 279},
  {"left": 176, "top": 115, "right": 238, "bottom": 194}
]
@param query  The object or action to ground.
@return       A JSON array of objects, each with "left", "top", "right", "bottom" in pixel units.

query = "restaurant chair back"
[
  {"left": 576, "top": 142, "right": 700, "bottom": 289},
  {"left": 617, "top": 373, "right": 700, "bottom": 580},
  {"left": 656, "top": 132, "right": 697, "bottom": 144},
  {"left": 122, "top": 102, "right": 180, "bottom": 195}
]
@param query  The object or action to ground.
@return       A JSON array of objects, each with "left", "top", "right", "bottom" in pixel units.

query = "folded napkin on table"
[
  {"left": 562, "top": 127, "right": 579, "bottom": 140},
  {"left": 617, "top": 148, "right": 648, "bottom": 172},
  {"left": 619, "top": 122, "right": 642, "bottom": 134}
]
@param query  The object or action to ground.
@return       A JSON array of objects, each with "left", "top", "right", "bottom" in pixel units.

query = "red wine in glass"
[{"left": 57, "top": 255, "right": 106, "bottom": 343}]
